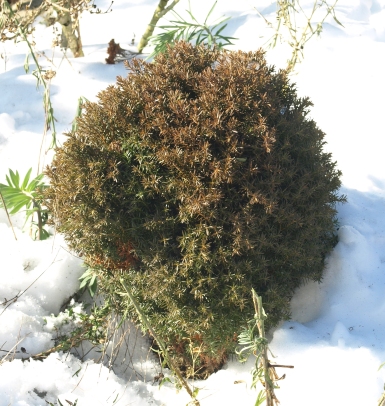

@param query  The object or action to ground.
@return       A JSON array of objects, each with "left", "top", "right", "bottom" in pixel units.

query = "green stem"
[
  {"left": 252, "top": 289, "right": 276, "bottom": 406},
  {"left": 33, "top": 200, "right": 43, "bottom": 241}
]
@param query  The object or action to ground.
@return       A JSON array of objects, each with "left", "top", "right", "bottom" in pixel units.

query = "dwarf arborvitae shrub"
[{"left": 46, "top": 42, "right": 344, "bottom": 378}]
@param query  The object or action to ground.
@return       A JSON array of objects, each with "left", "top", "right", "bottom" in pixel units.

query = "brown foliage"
[{"left": 105, "top": 39, "right": 125, "bottom": 64}]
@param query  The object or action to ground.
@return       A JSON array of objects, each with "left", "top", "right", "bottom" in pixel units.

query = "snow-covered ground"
[{"left": 1, "top": 0, "right": 385, "bottom": 404}]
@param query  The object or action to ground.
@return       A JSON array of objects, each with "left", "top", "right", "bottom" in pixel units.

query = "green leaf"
[
  {"left": 186, "top": 7, "right": 199, "bottom": 25},
  {"left": 8, "top": 169, "right": 20, "bottom": 188},
  {"left": 24, "top": 53, "right": 30, "bottom": 74},
  {"left": 39, "top": 228, "right": 50, "bottom": 240},
  {"left": 79, "top": 269, "right": 98, "bottom": 297},
  {"left": 158, "top": 376, "right": 173, "bottom": 388},
  {"left": 204, "top": 0, "right": 218, "bottom": 25},
  {"left": 21, "top": 168, "right": 32, "bottom": 190},
  {"left": 9, "top": 200, "right": 30, "bottom": 215},
  {"left": 89, "top": 277, "right": 98, "bottom": 297},
  {"left": 79, "top": 269, "right": 92, "bottom": 280},
  {"left": 214, "top": 22, "right": 228, "bottom": 37},
  {"left": 79, "top": 277, "right": 91, "bottom": 290},
  {"left": 195, "top": 30, "right": 205, "bottom": 45},
  {"left": 254, "top": 390, "right": 266, "bottom": 406},
  {"left": 89, "top": 274, "right": 97, "bottom": 288},
  {"left": 192, "top": 386, "right": 200, "bottom": 398},
  {"left": 27, "top": 175, "right": 44, "bottom": 192},
  {"left": 332, "top": 14, "right": 344, "bottom": 28},
  {"left": 72, "top": 367, "right": 81, "bottom": 377}
]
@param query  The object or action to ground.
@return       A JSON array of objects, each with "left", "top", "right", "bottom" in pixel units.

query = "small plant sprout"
[
  {"left": 237, "top": 290, "right": 294, "bottom": 406},
  {"left": 72, "top": 96, "right": 89, "bottom": 132},
  {"left": 0, "top": 168, "right": 50, "bottom": 240}
]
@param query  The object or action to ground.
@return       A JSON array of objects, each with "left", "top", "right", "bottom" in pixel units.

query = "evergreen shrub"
[{"left": 45, "top": 42, "right": 345, "bottom": 378}]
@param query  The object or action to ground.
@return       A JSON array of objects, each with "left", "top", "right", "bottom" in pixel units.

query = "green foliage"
[
  {"left": 0, "top": 168, "right": 50, "bottom": 240},
  {"left": 45, "top": 41, "right": 345, "bottom": 378},
  {"left": 237, "top": 322, "right": 269, "bottom": 373},
  {"left": 237, "top": 290, "right": 291, "bottom": 405},
  {"left": 38, "top": 300, "right": 111, "bottom": 360},
  {"left": 148, "top": 1, "right": 236, "bottom": 59},
  {"left": 72, "top": 96, "right": 89, "bottom": 132},
  {"left": 79, "top": 268, "right": 98, "bottom": 297}
]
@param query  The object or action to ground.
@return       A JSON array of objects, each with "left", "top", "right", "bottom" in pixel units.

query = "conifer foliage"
[{"left": 46, "top": 42, "right": 344, "bottom": 378}]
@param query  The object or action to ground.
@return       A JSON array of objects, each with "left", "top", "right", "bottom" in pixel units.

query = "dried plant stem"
[
  {"left": 0, "top": 337, "right": 25, "bottom": 364},
  {"left": 137, "top": 0, "right": 180, "bottom": 53},
  {"left": 2, "top": 1, "right": 57, "bottom": 148},
  {"left": 254, "top": 0, "right": 342, "bottom": 72},
  {"left": 0, "top": 189, "right": 17, "bottom": 240},
  {"left": 120, "top": 279, "right": 199, "bottom": 405}
]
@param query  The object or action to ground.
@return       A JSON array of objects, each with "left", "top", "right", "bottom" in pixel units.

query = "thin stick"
[
  {"left": 4, "top": 1, "right": 57, "bottom": 148},
  {"left": 268, "top": 363, "right": 294, "bottom": 369},
  {"left": 0, "top": 337, "right": 26, "bottom": 364},
  {"left": 71, "top": 362, "right": 88, "bottom": 393}
]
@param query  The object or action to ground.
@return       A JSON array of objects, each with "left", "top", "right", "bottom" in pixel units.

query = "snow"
[{"left": 1, "top": 0, "right": 385, "bottom": 405}]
